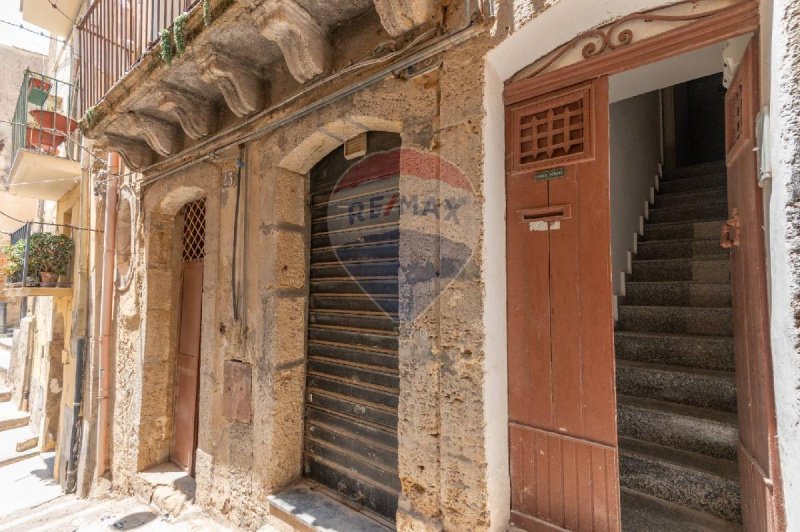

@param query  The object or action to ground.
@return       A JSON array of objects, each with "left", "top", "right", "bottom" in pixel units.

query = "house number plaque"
[{"left": 534, "top": 167, "right": 567, "bottom": 181}]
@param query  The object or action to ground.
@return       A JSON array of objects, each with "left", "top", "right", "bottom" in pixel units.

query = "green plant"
[
  {"left": 160, "top": 28, "right": 174, "bottom": 66},
  {"left": 34, "top": 233, "right": 74, "bottom": 276},
  {"left": 203, "top": 0, "right": 211, "bottom": 26},
  {"left": 1, "top": 243, "right": 23, "bottom": 277},
  {"left": 174, "top": 13, "right": 189, "bottom": 57}
]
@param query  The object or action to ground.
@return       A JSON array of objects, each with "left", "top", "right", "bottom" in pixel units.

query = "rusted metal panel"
[
  {"left": 223, "top": 361, "right": 252, "bottom": 423},
  {"left": 506, "top": 78, "right": 620, "bottom": 530},
  {"left": 304, "top": 132, "right": 401, "bottom": 522},
  {"left": 724, "top": 40, "right": 785, "bottom": 530}
]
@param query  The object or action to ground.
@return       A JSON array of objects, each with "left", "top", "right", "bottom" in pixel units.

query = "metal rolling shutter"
[{"left": 304, "top": 132, "right": 401, "bottom": 522}]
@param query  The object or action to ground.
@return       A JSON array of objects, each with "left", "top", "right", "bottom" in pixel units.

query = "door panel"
[
  {"left": 171, "top": 260, "right": 203, "bottom": 472},
  {"left": 724, "top": 40, "right": 784, "bottom": 531},
  {"left": 507, "top": 77, "right": 619, "bottom": 530}
]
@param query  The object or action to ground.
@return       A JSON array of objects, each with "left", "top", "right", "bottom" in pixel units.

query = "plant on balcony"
[
  {"left": 2, "top": 233, "right": 74, "bottom": 286},
  {"left": 2, "top": 240, "right": 26, "bottom": 283}
]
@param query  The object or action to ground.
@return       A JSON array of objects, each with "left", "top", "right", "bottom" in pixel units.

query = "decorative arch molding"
[
  {"left": 505, "top": 0, "right": 759, "bottom": 102},
  {"left": 278, "top": 115, "right": 402, "bottom": 174},
  {"left": 115, "top": 182, "right": 139, "bottom": 291}
]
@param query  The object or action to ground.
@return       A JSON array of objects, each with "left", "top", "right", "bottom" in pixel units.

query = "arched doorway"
[{"left": 170, "top": 198, "right": 206, "bottom": 473}]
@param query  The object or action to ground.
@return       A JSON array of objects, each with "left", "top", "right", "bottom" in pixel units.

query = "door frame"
[{"left": 502, "top": 0, "right": 784, "bottom": 528}]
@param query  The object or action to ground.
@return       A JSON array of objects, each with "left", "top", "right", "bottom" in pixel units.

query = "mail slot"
[{"left": 517, "top": 204, "right": 572, "bottom": 224}]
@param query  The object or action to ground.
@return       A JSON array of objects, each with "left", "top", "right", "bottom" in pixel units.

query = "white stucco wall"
[
  {"left": 609, "top": 92, "right": 662, "bottom": 296},
  {"left": 768, "top": 0, "right": 800, "bottom": 528}
]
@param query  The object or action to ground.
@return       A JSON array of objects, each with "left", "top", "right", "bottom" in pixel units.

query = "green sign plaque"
[{"left": 534, "top": 167, "right": 567, "bottom": 181}]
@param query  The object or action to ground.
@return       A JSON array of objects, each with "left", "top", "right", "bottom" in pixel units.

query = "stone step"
[
  {"left": 648, "top": 202, "right": 729, "bottom": 224},
  {"left": 620, "top": 488, "right": 741, "bottom": 532},
  {"left": 617, "top": 395, "right": 738, "bottom": 461},
  {"left": 631, "top": 258, "right": 730, "bottom": 283},
  {"left": 0, "top": 388, "right": 10, "bottom": 403},
  {"left": 615, "top": 331, "right": 735, "bottom": 371},
  {"left": 617, "top": 305, "right": 733, "bottom": 336},
  {"left": 623, "top": 281, "right": 731, "bottom": 308},
  {"left": 636, "top": 238, "right": 727, "bottom": 261},
  {"left": 643, "top": 220, "right": 724, "bottom": 242},
  {"left": 653, "top": 187, "right": 728, "bottom": 209},
  {"left": 658, "top": 173, "right": 727, "bottom": 194},
  {"left": 616, "top": 360, "right": 737, "bottom": 413},
  {"left": 662, "top": 161, "right": 727, "bottom": 180},
  {"left": 0, "top": 426, "right": 38, "bottom": 468},
  {"left": 619, "top": 436, "right": 740, "bottom": 525},
  {"left": 0, "top": 403, "right": 30, "bottom": 432}
]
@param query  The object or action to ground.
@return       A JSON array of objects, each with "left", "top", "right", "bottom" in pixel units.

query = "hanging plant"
[
  {"left": 173, "top": 13, "right": 189, "bottom": 57},
  {"left": 203, "top": 0, "right": 212, "bottom": 27},
  {"left": 160, "top": 28, "right": 174, "bottom": 66}
]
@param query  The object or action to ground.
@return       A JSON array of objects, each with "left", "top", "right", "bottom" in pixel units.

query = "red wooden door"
[
  {"left": 723, "top": 40, "right": 785, "bottom": 531},
  {"left": 170, "top": 260, "right": 203, "bottom": 472},
  {"left": 506, "top": 77, "right": 619, "bottom": 530}
]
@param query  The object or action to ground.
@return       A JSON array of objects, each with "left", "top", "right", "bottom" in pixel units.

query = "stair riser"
[
  {"left": 616, "top": 366, "right": 737, "bottom": 413},
  {"left": 0, "top": 417, "right": 29, "bottom": 432},
  {"left": 643, "top": 221, "right": 723, "bottom": 242},
  {"left": 654, "top": 189, "right": 728, "bottom": 209},
  {"left": 615, "top": 334, "right": 735, "bottom": 371},
  {"left": 649, "top": 204, "right": 728, "bottom": 224},
  {"left": 618, "top": 403, "right": 738, "bottom": 460},
  {"left": 618, "top": 307, "right": 733, "bottom": 336},
  {"left": 662, "top": 162, "right": 727, "bottom": 179},
  {"left": 658, "top": 174, "right": 727, "bottom": 194},
  {"left": 619, "top": 453, "right": 741, "bottom": 524},
  {"left": 636, "top": 240, "right": 727, "bottom": 260},
  {"left": 0, "top": 391, "right": 10, "bottom": 403},
  {"left": 632, "top": 260, "right": 730, "bottom": 283},
  {"left": 623, "top": 283, "right": 732, "bottom": 308}
]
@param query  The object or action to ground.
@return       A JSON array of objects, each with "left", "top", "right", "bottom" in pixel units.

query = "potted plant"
[
  {"left": 27, "top": 76, "right": 52, "bottom": 107},
  {"left": 2, "top": 240, "right": 26, "bottom": 285},
  {"left": 28, "top": 233, "right": 73, "bottom": 286}
]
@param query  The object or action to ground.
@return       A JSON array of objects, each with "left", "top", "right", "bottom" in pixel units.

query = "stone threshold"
[
  {"left": 267, "top": 481, "right": 392, "bottom": 532},
  {"left": 133, "top": 462, "right": 197, "bottom": 517}
]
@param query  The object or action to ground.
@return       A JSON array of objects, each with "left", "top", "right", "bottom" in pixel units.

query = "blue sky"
[{"left": 0, "top": 3, "right": 51, "bottom": 55}]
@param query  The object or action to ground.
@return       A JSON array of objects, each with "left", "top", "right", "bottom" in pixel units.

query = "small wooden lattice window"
[
  {"left": 509, "top": 84, "right": 593, "bottom": 174},
  {"left": 726, "top": 81, "right": 744, "bottom": 152},
  {"left": 182, "top": 199, "right": 206, "bottom": 262}
]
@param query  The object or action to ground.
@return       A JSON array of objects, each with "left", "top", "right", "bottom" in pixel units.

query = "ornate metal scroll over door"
[
  {"left": 171, "top": 199, "right": 205, "bottom": 473},
  {"left": 723, "top": 40, "right": 784, "bottom": 530},
  {"left": 505, "top": 77, "right": 620, "bottom": 530}
]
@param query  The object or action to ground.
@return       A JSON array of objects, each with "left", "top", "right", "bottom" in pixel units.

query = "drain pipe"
[{"left": 96, "top": 152, "right": 119, "bottom": 478}]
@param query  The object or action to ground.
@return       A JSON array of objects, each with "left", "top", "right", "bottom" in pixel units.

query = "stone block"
[{"left": 262, "top": 230, "right": 306, "bottom": 291}]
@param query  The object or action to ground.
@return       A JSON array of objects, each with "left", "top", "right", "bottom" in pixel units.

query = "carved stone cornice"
[
  {"left": 372, "top": 0, "right": 436, "bottom": 37},
  {"left": 103, "top": 134, "right": 155, "bottom": 172},
  {"left": 157, "top": 88, "right": 218, "bottom": 140},
  {"left": 120, "top": 113, "right": 182, "bottom": 156},
  {"left": 197, "top": 45, "right": 265, "bottom": 117},
  {"left": 252, "top": 0, "right": 331, "bottom": 83}
]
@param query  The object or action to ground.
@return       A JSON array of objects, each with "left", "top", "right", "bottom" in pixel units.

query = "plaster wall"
[{"left": 609, "top": 92, "right": 662, "bottom": 296}]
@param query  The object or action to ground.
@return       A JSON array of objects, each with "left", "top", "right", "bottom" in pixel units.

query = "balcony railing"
[
  {"left": 78, "top": 0, "right": 199, "bottom": 113},
  {"left": 4, "top": 223, "right": 74, "bottom": 289},
  {"left": 11, "top": 70, "right": 81, "bottom": 164}
]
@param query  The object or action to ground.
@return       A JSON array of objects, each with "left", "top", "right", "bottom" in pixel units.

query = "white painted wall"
[
  {"left": 767, "top": 0, "right": 800, "bottom": 528},
  {"left": 609, "top": 92, "right": 662, "bottom": 296}
]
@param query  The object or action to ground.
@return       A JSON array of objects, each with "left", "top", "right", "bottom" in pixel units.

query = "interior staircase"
[{"left": 615, "top": 161, "right": 742, "bottom": 531}]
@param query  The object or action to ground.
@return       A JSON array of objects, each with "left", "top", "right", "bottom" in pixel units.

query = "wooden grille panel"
[
  {"left": 509, "top": 84, "right": 593, "bottom": 174},
  {"left": 182, "top": 199, "right": 206, "bottom": 262}
]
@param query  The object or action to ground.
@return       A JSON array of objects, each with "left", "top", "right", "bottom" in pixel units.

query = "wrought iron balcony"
[
  {"left": 78, "top": 0, "right": 199, "bottom": 113},
  {"left": 6, "top": 70, "right": 82, "bottom": 201},
  {"left": 1, "top": 222, "right": 74, "bottom": 298}
]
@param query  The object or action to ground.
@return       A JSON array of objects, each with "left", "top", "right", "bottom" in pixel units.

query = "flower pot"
[
  {"left": 25, "top": 127, "right": 67, "bottom": 155},
  {"left": 27, "top": 78, "right": 52, "bottom": 107},
  {"left": 29, "top": 110, "right": 78, "bottom": 134},
  {"left": 40, "top": 271, "right": 57, "bottom": 286}
]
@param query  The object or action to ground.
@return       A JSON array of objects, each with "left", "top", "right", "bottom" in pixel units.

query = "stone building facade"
[{"left": 9, "top": 0, "right": 795, "bottom": 530}]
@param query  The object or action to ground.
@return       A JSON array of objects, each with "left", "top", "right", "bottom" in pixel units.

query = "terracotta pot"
[
  {"left": 25, "top": 127, "right": 67, "bottom": 155},
  {"left": 40, "top": 271, "right": 57, "bottom": 285},
  {"left": 29, "top": 110, "right": 78, "bottom": 134}
]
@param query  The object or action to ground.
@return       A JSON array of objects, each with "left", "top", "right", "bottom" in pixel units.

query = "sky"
[{"left": 0, "top": 2, "right": 52, "bottom": 55}]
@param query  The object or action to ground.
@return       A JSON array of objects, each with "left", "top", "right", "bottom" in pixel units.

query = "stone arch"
[
  {"left": 277, "top": 115, "right": 402, "bottom": 174},
  {"left": 134, "top": 164, "right": 220, "bottom": 472}
]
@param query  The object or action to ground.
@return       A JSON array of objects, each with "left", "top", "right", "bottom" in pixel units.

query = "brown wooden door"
[
  {"left": 506, "top": 77, "right": 620, "bottom": 530},
  {"left": 723, "top": 40, "right": 785, "bottom": 531},
  {"left": 170, "top": 260, "right": 203, "bottom": 472}
]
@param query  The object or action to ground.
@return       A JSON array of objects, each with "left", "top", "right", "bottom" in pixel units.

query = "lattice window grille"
[
  {"left": 182, "top": 199, "right": 206, "bottom": 262},
  {"left": 729, "top": 82, "right": 744, "bottom": 150}
]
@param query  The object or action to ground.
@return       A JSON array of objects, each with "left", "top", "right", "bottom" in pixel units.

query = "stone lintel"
[
  {"left": 157, "top": 88, "right": 218, "bottom": 140},
  {"left": 252, "top": 0, "right": 332, "bottom": 83},
  {"left": 372, "top": 0, "right": 436, "bottom": 37},
  {"left": 198, "top": 46, "right": 265, "bottom": 117}
]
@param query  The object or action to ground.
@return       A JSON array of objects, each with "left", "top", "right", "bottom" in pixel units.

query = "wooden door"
[
  {"left": 506, "top": 77, "right": 619, "bottom": 530},
  {"left": 170, "top": 260, "right": 203, "bottom": 472},
  {"left": 723, "top": 40, "right": 785, "bottom": 531}
]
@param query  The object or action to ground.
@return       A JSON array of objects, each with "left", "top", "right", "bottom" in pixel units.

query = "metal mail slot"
[{"left": 517, "top": 204, "right": 572, "bottom": 232}]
